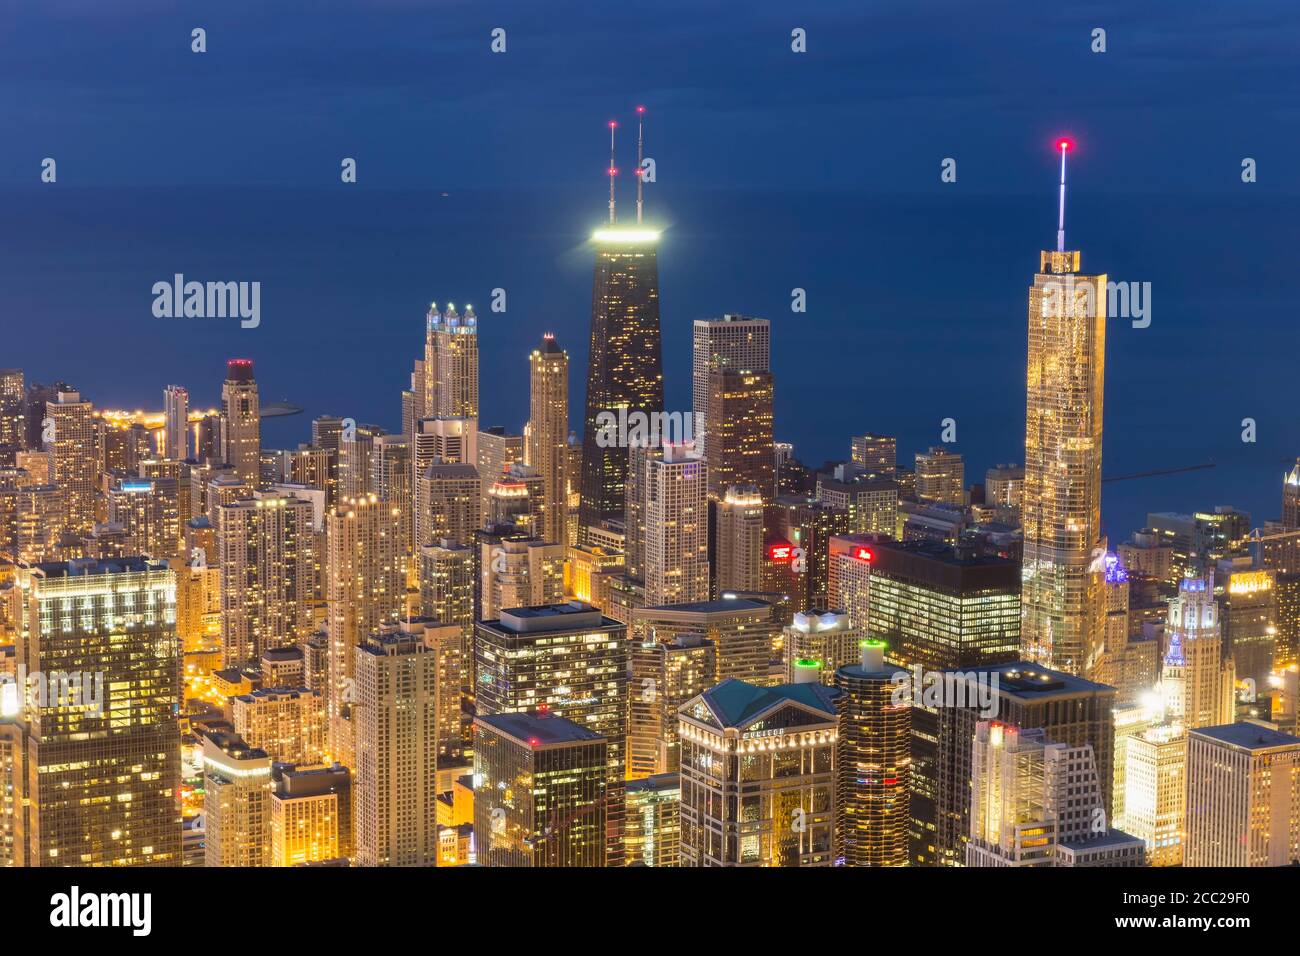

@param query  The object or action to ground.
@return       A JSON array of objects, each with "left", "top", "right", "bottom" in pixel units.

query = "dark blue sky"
[{"left": 2, "top": 0, "right": 1298, "bottom": 539}]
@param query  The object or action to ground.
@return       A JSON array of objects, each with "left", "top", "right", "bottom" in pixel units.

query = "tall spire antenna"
[
  {"left": 608, "top": 120, "right": 618, "bottom": 224},
  {"left": 1056, "top": 137, "right": 1071, "bottom": 252},
  {"left": 636, "top": 106, "right": 646, "bottom": 223}
]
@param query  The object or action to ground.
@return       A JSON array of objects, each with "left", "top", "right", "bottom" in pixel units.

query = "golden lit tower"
[
  {"left": 1021, "top": 138, "right": 1107, "bottom": 675},
  {"left": 423, "top": 303, "right": 479, "bottom": 421},
  {"left": 578, "top": 117, "right": 664, "bottom": 539},
  {"left": 221, "top": 359, "right": 261, "bottom": 487},
  {"left": 163, "top": 384, "right": 189, "bottom": 461},
  {"left": 528, "top": 334, "right": 570, "bottom": 546}
]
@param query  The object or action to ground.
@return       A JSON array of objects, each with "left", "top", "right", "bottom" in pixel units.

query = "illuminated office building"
[
  {"left": 1020, "top": 197, "right": 1107, "bottom": 674},
  {"left": 107, "top": 476, "right": 181, "bottom": 560},
  {"left": 1092, "top": 554, "right": 1158, "bottom": 706},
  {"left": 415, "top": 462, "right": 481, "bottom": 550},
  {"left": 1222, "top": 569, "right": 1277, "bottom": 693},
  {"left": 844, "top": 539, "right": 1020, "bottom": 671},
  {"left": 0, "top": 369, "right": 24, "bottom": 452},
  {"left": 354, "top": 629, "right": 439, "bottom": 867},
  {"left": 325, "top": 494, "right": 405, "bottom": 767},
  {"left": 1285, "top": 459, "right": 1300, "bottom": 530},
  {"left": 161, "top": 384, "right": 188, "bottom": 461},
  {"left": 528, "top": 334, "right": 571, "bottom": 547},
  {"left": 231, "top": 687, "right": 327, "bottom": 766},
  {"left": 715, "top": 485, "right": 765, "bottom": 595},
  {"left": 1185, "top": 722, "right": 1300, "bottom": 867},
  {"left": 1162, "top": 575, "right": 1235, "bottom": 730},
  {"left": 644, "top": 443, "right": 710, "bottom": 606},
  {"left": 633, "top": 598, "right": 776, "bottom": 687},
  {"left": 473, "top": 711, "right": 608, "bottom": 867},
  {"left": 965, "top": 721, "right": 1143, "bottom": 867},
  {"left": 375, "top": 617, "right": 467, "bottom": 761},
  {"left": 850, "top": 434, "right": 896, "bottom": 476},
  {"left": 1120, "top": 722, "right": 1186, "bottom": 867},
  {"left": 46, "top": 391, "right": 98, "bottom": 535},
  {"left": 564, "top": 541, "right": 624, "bottom": 613},
  {"left": 221, "top": 359, "right": 261, "bottom": 487},
  {"left": 270, "top": 763, "right": 351, "bottom": 867},
  {"left": 478, "top": 537, "right": 565, "bottom": 621},
  {"left": 423, "top": 303, "right": 479, "bottom": 421},
  {"left": 202, "top": 731, "right": 272, "bottom": 867},
  {"left": 625, "top": 773, "right": 681, "bottom": 867},
  {"left": 678, "top": 678, "right": 840, "bottom": 866},
  {"left": 704, "top": 369, "right": 775, "bottom": 502},
  {"left": 914, "top": 447, "right": 964, "bottom": 506},
  {"left": 765, "top": 496, "right": 850, "bottom": 612},
  {"left": 15, "top": 558, "right": 181, "bottom": 866},
  {"left": 623, "top": 443, "right": 659, "bottom": 585},
  {"left": 578, "top": 227, "right": 664, "bottom": 539},
  {"left": 477, "top": 426, "right": 524, "bottom": 517},
  {"left": 815, "top": 471, "right": 897, "bottom": 536},
  {"left": 785, "top": 609, "right": 862, "bottom": 684},
  {"left": 217, "top": 493, "right": 314, "bottom": 668},
  {"left": 475, "top": 602, "right": 628, "bottom": 865},
  {"left": 418, "top": 540, "right": 476, "bottom": 698},
  {"left": 693, "top": 315, "right": 770, "bottom": 457},
  {"left": 628, "top": 632, "right": 715, "bottom": 778},
  {"left": 921, "top": 662, "right": 1117, "bottom": 867},
  {"left": 835, "top": 641, "right": 911, "bottom": 866}
]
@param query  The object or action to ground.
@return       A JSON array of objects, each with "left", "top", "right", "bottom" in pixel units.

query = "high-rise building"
[
  {"left": 835, "top": 641, "right": 911, "bottom": 867},
  {"left": 1221, "top": 569, "right": 1277, "bottom": 693},
  {"left": 0, "top": 369, "right": 24, "bottom": 452},
  {"left": 14, "top": 558, "right": 181, "bottom": 866},
  {"left": 415, "top": 462, "right": 481, "bottom": 550},
  {"left": 221, "top": 359, "right": 261, "bottom": 487},
  {"left": 528, "top": 334, "right": 570, "bottom": 546},
  {"left": 202, "top": 731, "right": 272, "bottom": 867},
  {"left": 476, "top": 426, "right": 524, "bottom": 519},
  {"left": 984, "top": 464, "right": 1024, "bottom": 513},
  {"left": 423, "top": 303, "right": 479, "bottom": 421},
  {"left": 628, "top": 632, "right": 715, "bottom": 778},
  {"left": 217, "top": 493, "right": 314, "bottom": 668},
  {"left": 475, "top": 602, "right": 628, "bottom": 865},
  {"left": 231, "top": 687, "right": 327, "bottom": 766},
  {"left": 850, "top": 434, "right": 896, "bottom": 476},
  {"left": 325, "top": 494, "right": 405, "bottom": 767},
  {"left": 715, "top": 485, "right": 765, "bottom": 595},
  {"left": 815, "top": 470, "right": 898, "bottom": 536},
  {"left": 46, "top": 390, "right": 97, "bottom": 535},
  {"left": 966, "top": 721, "right": 1144, "bottom": 867},
  {"left": 644, "top": 444, "right": 709, "bottom": 606},
  {"left": 624, "top": 773, "right": 681, "bottom": 867},
  {"left": 1119, "top": 722, "right": 1186, "bottom": 866},
  {"left": 1021, "top": 207, "right": 1107, "bottom": 674},
  {"left": 368, "top": 434, "right": 412, "bottom": 554},
  {"left": 1162, "top": 575, "right": 1235, "bottom": 731},
  {"left": 914, "top": 447, "right": 964, "bottom": 506},
  {"left": 1285, "top": 459, "right": 1300, "bottom": 530},
  {"left": 1185, "top": 722, "right": 1300, "bottom": 867},
  {"left": 632, "top": 599, "right": 777, "bottom": 687},
  {"left": 920, "top": 661, "right": 1117, "bottom": 867},
  {"left": 270, "top": 763, "right": 351, "bottom": 867},
  {"left": 377, "top": 617, "right": 467, "bottom": 762},
  {"left": 478, "top": 537, "right": 565, "bottom": 621},
  {"left": 162, "top": 385, "right": 189, "bottom": 461},
  {"left": 338, "top": 423, "right": 380, "bottom": 499},
  {"left": 785, "top": 609, "right": 863, "bottom": 683},
  {"left": 354, "top": 629, "right": 439, "bottom": 867},
  {"left": 679, "top": 678, "right": 840, "bottom": 866},
  {"left": 832, "top": 539, "right": 1021, "bottom": 671},
  {"left": 107, "top": 476, "right": 181, "bottom": 560},
  {"left": 704, "top": 369, "right": 775, "bottom": 502},
  {"left": 578, "top": 227, "right": 664, "bottom": 539},
  {"left": 473, "top": 711, "right": 608, "bottom": 867},
  {"left": 693, "top": 315, "right": 770, "bottom": 457}
]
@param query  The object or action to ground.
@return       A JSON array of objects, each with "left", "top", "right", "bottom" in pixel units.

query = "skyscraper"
[
  {"left": 715, "top": 485, "right": 765, "bottom": 595},
  {"left": 693, "top": 315, "right": 771, "bottom": 470},
  {"left": 628, "top": 632, "right": 715, "bottom": 778},
  {"left": 474, "top": 601, "right": 628, "bottom": 865},
  {"left": 914, "top": 446, "right": 965, "bottom": 506},
  {"left": 704, "top": 368, "right": 775, "bottom": 502},
  {"left": 1161, "top": 575, "right": 1235, "bottom": 731},
  {"left": 217, "top": 493, "right": 314, "bottom": 668},
  {"left": 46, "top": 390, "right": 97, "bottom": 535},
  {"left": 644, "top": 443, "right": 709, "bottom": 606},
  {"left": 578, "top": 225, "right": 664, "bottom": 539},
  {"left": 354, "top": 629, "right": 439, "bottom": 867},
  {"left": 202, "top": 731, "right": 272, "bottom": 867},
  {"left": 1021, "top": 143, "right": 1107, "bottom": 675},
  {"left": 528, "top": 334, "right": 570, "bottom": 546},
  {"left": 836, "top": 641, "right": 911, "bottom": 867},
  {"left": 0, "top": 369, "right": 24, "bottom": 452},
  {"left": 15, "top": 558, "right": 182, "bottom": 866},
  {"left": 473, "top": 711, "right": 608, "bottom": 867},
  {"left": 423, "top": 303, "right": 479, "bottom": 421},
  {"left": 163, "top": 384, "right": 189, "bottom": 461},
  {"left": 221, "top": 359, "right": 261, "bottom": 487}
]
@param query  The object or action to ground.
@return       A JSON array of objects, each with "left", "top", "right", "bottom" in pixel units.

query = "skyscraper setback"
[{"left": 1020, "top": 142, "right": 1107, "bottom": 676}]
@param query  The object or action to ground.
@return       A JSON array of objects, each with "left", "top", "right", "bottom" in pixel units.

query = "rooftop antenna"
[
  {"left": 636, "top": 105, "right": 646, "bottom": 223},
  {"left": 608, "top": 120, "right": 618, "bottom": 224},
  {"left": 1056, "top": 137, "right": 1071, "bottom": 252}
]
